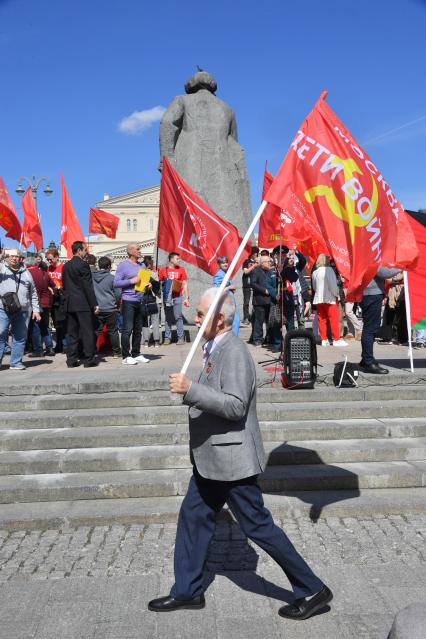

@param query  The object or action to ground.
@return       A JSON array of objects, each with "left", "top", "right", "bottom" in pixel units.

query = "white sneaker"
[
  {"left": 122, "top": 356, "right": 138, "bottom": 365},
  {"left": 321, "top": 340, "right": 329, "bottom": 346},
  {"left": 333, "top": 339, "right": 349, "bottom": 347},
  {"left": 134, "top": 354, "right": 149, "bottom": 363}
]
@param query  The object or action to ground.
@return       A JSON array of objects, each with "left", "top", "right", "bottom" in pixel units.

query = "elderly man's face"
[
  {"left": 6, "top": 253, "right": 21, "bottom": 269},
  {"left": 260, "top": 257, "right": 271, "bottom": 270},
  {"left": 195, "top": 296, "right": 224, "bottom": 341}
]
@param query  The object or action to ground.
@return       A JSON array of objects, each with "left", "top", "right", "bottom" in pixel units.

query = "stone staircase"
[{"left": 1, "top": 377, "right": 426, "bottom": 529}]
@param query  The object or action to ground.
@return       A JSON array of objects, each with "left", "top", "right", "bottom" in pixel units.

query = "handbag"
[
  {"left": 141, "top": 291, "right": 158, "bottom": 316},
  {"left": 1, "top": 270, "right": 22, "bottom": 315}
]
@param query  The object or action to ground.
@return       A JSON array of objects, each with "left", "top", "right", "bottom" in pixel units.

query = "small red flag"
[
  {"left": 21, "top": 187, "right": 43, "bottom": 251},
  {"left": 265, "top": 92, "right": 419, "bottom": 300},
  {"left": 158, "top": 158, "right": 251, "bottom": 276},
  {"left": 60, "top": 173, "right": 85, "bottom": 258},
  {"left": 89, "top": 208, "right": 120, "bottom": 239},
  {"left": 0, "top": 176, "right": 22, "bottom": 241}
]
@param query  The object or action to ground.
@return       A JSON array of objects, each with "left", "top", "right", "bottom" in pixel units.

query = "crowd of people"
[
  {"left": 0, "top": 240, "right": 424, "bottom": 373},
  {"left": 0, "top": 242, "right": 190, "bottom": 370}
]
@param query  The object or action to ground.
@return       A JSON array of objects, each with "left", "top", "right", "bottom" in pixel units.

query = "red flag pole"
[{"left": 180, "top": 200, "right": 267, "bottom": 376}]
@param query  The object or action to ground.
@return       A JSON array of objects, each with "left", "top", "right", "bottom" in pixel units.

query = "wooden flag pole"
[
  {"left": 403, "top": 270, "right": 414, "bottom": 373},
  {"left": 180, "top": 200, "right": 267, "bottom": 376}
]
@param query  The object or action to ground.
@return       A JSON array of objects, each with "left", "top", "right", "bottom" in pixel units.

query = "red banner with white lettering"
[
  {"left": 21, "top": 187, "right": 43, "bottom": 251},
  {"left": 265, "top": 92, "right": 419, "bottom": 300},
  {"left": 158, "top": 158, "right": 251, "bottom": 276},
  {"left": 0, "top": 176, "right": 22, "bottom": 241},
  {"left": 60, "top": 173, "right": 85, "bottom": 258},
  {"left": 89, "top": 208, "right": 120, "bottom": 239}
]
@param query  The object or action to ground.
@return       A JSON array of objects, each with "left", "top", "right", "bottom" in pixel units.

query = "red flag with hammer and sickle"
[
  {"left": 265, "top": 92, "right": 419, "bottom": 300},
  {"left": 157, "top": 157, "right": 251, "bottom": 276},
  {"left": 0, "top": 176, "right": 22, "bottom": 241}
]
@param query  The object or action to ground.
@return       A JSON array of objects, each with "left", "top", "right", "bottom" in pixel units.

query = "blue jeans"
[
  {"left": 121, "top": 300, "right": 143, "bottom": 359},
  {"left": 0, "top": 308, "right": 31, "bottom": 366},
  {"left": 164, "top": 297, "right": 183, "bottom": 340},
  {"left": 32, "top": 308, "right": 53, "bottom": 352},
  {"left": 360, "top": 294, "right": 383, "bottom": 365}
]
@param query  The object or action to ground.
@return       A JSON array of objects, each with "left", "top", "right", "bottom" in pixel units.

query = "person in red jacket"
[{"left": 28, "top": 259, "right": 56, "bottom": 357}]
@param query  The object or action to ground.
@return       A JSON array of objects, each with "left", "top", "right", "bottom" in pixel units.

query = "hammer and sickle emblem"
[{"left": 304, "top": 156, "right": 378, "bottom": 244}]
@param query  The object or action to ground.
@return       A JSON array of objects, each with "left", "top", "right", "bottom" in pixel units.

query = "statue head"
[{"left": 185, "top": 70, "right": 217, "bottom": 95}]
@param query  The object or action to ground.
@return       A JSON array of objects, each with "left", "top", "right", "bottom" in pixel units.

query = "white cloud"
[{"left": 118, "top": 105, "right": 166, "bottom": 135}]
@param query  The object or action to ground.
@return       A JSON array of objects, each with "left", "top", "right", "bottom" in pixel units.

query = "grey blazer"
[{"left": 183, "top": 330, "right": 266, "bottom": 481}]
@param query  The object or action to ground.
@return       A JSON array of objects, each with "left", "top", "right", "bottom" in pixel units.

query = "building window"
[
  {"left": 149, "top": 218, "right": 154, "bottom": 232},
  {"left": 133, "top": 219, "right": 137, "bottom": 232},
  {"left": 126, "top": 219, "right": 131, "bottom": 232}
]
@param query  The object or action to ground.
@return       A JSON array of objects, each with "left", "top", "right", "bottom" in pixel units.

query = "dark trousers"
[
  {"left": 243, "top": 287, "right": 252, "bottom": 321},
  {"left": 121, "top": 300, "right": 142, "bottom": 359},
  {"left": 95, "top": 311, "right": 121, "bottom": 355},
  {"left": 66, "top": 311, "right": 96, "bottom": 364},
  {"left": 360, "top": 294, "right": 383, "bottom": 365},
  {"left": 253, "top": 304, "right": 270, "bottom": 344},
  {"left": 170, "top": 470, "right": 324, "bottom": 601},
  {"left": 51, "top": 306, "right": 66, "bottom": 352}
]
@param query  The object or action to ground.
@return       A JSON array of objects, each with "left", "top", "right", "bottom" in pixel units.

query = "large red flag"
[
  {"left": 21, "top": 187, "right": 43, "bottom": 251},
  {"left": 89, "top": 208, "right": 119, "bottom": 239},
  {"left": 60, "top": 173, "right": 85, "bottom": 258},
  {"left": 259, "top": 168, "right": 326, "bottom": 264},
  {"left": 0, "top": 177, "right": 22, "bottom": 241},
  {"left": 158, "top": 158, "right": 251, "bottom": 276},
  {"left": 265, "top": 92, "right": 419, "bottom": 300}
]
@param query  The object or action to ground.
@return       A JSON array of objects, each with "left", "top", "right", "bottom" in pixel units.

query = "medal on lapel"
[{"left": 205, "top": 360, "right": 213, "bottom": 376}]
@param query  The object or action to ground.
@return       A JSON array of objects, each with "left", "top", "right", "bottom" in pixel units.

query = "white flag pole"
[
  {"left": 403, "top": 270, "right": 414, "bottom": 373},
  {"left": 180, "top": 200, "right": 267, "bottom": 375}
]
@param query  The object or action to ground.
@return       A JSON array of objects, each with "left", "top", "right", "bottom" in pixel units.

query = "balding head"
[{"left": 127, "top": 243, "right": 141, "bottom": 261}]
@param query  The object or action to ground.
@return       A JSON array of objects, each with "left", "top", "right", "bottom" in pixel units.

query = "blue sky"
[{"left": 1, "top": 0, "right": 426, "bottom": 248}]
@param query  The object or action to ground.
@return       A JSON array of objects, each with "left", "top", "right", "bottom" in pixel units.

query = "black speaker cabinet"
[{"left": 282, "top": 329, "right": 317, "bottom": 389}]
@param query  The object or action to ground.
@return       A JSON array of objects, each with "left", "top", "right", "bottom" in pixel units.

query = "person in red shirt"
[
  {"left": 158, "top": 252, "right": 189, "bottom": 345},
  {"left": 45, "top": 248, "right": 66, "bottom": 353},
  {"left": 28, "top": 259, "right": 56, "bottom": 357}
]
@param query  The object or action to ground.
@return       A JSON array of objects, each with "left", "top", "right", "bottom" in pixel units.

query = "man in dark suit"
[
  {"left": 148, "top": 288, "right": 332, "bottom": 620},
  {"left": 62, "top": 241, "right": 99, "bottom": 368}
]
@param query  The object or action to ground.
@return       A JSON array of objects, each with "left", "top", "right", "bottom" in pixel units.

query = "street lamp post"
[{"left": 16, "top": 175, "right": 53, "bottom": 220}]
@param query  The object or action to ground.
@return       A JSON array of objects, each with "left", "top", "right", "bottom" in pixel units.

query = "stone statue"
[{"left": 158, "top": 70, "right": 252, "bottom": 319}]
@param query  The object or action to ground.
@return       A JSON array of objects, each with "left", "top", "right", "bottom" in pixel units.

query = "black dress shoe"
[
  {"left": 83, "top": 360, "right": 98, "bottom": 368},
  {"left": 66, "top": 361, "right": 80, "bottom": 368},
  {"left": 45, "top": 349, "right": 56, "bottom": 356},
  {"left": 148, "top": 594, "right": 205, "bottom": 612},
  {"left": 278, "top": 586, "right": 333, "bottom": 620},
  {"left": 359, "top": 362, "right": 389, "bottom": 375}
]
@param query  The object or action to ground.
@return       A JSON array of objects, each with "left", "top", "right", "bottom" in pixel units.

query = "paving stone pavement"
[{"left": 1, "top": 513, "right": 426, "bottom": 638}]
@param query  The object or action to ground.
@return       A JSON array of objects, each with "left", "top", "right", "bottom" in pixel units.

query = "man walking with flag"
[{"left": 148, "top": 288, "right": 333, "bottom": 619}]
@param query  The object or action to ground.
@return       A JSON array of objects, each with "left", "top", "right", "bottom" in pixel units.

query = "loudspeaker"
[{"left": 281, "top": 329, "right": 317, "bottom": 389}]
